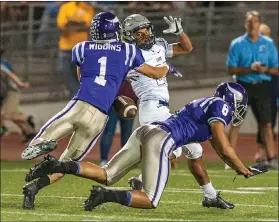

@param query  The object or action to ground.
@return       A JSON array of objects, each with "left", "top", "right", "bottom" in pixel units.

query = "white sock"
[
  {"left": 137, "top": 174, "right": 142, "bottom": 182},
  {"left": 200, "top": 182, "right": 217, "bottom": 199}
]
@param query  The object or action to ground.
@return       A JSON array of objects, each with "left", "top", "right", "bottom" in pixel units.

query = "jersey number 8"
[
  {"left": 94, "top": 56, "right": 107, "bottom": 86},
  {"left": 222, "top": 104, "right": 229, "bottom": 116}
]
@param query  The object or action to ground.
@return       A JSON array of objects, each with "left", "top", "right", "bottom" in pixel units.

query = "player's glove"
[
  {"left": 233, "top": 163, "right": 269, "bottom": 182},
  {"left": 245, "top": 163, "right": 269, "bottom": 178},
  {"left": 167, "top": 63, "right": 182, "bottom": 77},
  {"left": 163, "top": 16, "right": 183, "bottom": 36}
]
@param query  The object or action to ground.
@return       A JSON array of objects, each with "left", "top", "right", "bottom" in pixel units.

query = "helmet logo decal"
[
  {"left": 227, "top": 83, "right": 243, "bottom": 102},
  {"left": 105, "top": 17, "right": 119, "bottom": 23}
]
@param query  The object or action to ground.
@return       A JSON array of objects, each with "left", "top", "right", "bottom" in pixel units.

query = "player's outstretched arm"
[
  {"left": 209, "top": 122, "right": 253, "bottom": 177},
  {"left": 138, "top": 63, "right": 182, "bottom": 79},
  {"left": 137, "top": 64, "right": 169, "bottom": 79},
  {"left": 163, "top": 16, "right": 193, "bottom": 56}
]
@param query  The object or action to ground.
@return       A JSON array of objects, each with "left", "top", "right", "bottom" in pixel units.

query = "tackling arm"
[
  {"left": 137, "top": 64, "right": 169, "bottom": 79},
  {"left": 209, "top": 121, "right": 252, "bottom": 176}
]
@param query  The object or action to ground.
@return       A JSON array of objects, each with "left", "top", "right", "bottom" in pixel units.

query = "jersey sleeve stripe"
[
  {"left": 203, "top": 98, "right": 220, "bottom": 113},
  {"left": 75, "top": 43, "right": 82, "bottom": 64},
  {"left": 129, "top": 44, "right": 136, "bottom": 66},
  {"left": 80, "top": 41, "right": 86, "bottom": 63},
  {"left": 208, "top": 117, "right": 227, "bottom": 126},
  {"left": 124, "top": 43, "right": 130, "bottom": 65},
  {"left": 200, "top": 97, "right": 213, "bottom": 108}
]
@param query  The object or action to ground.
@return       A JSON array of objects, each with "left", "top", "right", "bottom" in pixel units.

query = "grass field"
[{"left": 1, "top": 160, "right": 278, "bottom": 221}]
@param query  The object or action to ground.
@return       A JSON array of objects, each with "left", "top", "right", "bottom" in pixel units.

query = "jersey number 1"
[{"left": 94, "top": 56, "right": 107, "bottom": 86}]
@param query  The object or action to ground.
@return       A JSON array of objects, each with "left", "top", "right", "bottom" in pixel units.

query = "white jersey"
[{"left": 128, "top": 38, "right": 173, "bottom": 102}]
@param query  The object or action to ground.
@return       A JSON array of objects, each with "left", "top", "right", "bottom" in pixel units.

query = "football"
[{"left": 113, "top": 95, "right": 138, "bottom": 119}]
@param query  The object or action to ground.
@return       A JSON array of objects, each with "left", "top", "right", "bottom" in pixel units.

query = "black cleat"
[
  {"left": 202, "top": 192, "right": 235, "bottom": 209},
  {"left": 84, "top": 186, "right": 106, "bottom": 211},
  {"left": 128, "top": 177, "right": 143, "bottom": 190},
  {"left": 25, "top": 155, "right": 60, "bottom": 182},
  {"left": 21, "top": 139, "right": 57, "bottom": 160},
  {"left": 22, "top": 182, "right": 38, "bottom": 210}
]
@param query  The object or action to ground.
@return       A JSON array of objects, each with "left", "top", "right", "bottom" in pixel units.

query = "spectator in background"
[
  {"left": 99, "top": 81, "right": 137, "bottom": 166},
  {"left": 36, "top": 2, "right": 62, "bottom": 48},
  {"left": 0, "top": 49, "right": 36, "bottom": 141},
  {"left": 1, "top": 2, "right": 27, "bottom": 22},
  {"left": 254, "top": 23, "right": 278, "bottom": 163},
  {"left": 226, "top": 11, "right": 278, "bottom": 170},
  {"left": 57, "top": 2, "right": 94, "bottom": 98},
  {"left": 128, "top": 2, "right": 175, "bottom": 12}
]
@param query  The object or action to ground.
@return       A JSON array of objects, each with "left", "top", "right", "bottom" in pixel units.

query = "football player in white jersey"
[{"left": 122, "top": 14, "right": 233, "bottom": 208}]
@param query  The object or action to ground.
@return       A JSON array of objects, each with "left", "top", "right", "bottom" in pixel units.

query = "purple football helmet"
[
  {"left": 214, "top": 82, "right": 248, "bottom": 126},
  {"left": 90, "top": 12, "right": 122, "bottom": 42}
]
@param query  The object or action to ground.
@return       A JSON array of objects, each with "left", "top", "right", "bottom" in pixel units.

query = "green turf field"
[{"left": 1, "top": 160, "right": 278, "bottom": 221}]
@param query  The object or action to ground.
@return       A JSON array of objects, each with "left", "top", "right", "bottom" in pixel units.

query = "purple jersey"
[
  {"left": 155, "top": 97, "right": 233, "bottom": 148},
  {"left": 72, "top": 41, "right": 145, "bottom": 114}
]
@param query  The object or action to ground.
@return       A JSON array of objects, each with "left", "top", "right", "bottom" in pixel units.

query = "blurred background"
[{"left": 1, "top": 1, "right": 278, "bottom": 162}]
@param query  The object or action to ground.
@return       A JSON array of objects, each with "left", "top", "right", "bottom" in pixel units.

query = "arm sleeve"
[
  {"left": 226, "top": 41, "right": 239, "bottom": 67},
  {"left": 268, "top": 41, "right": 279, "bottom": 68},
  {"left": 156, "top": 38, "right": 173, "bottom": 58},
  {"left": 132, "top": 47, "right": 145, "bottom": 70},
  {"left": 57, "top": 4, "right": 68, "bottom": 29},
  {"left": 206, "top": 100, "right": 232, "bottom": 126}
]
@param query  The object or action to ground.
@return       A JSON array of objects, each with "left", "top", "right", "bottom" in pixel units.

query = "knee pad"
[
  {"left": 172, "top": 147, "right": 182, "bottom": 158},
  {"left": 182, "top": 143, "right": 203, "bottom": 159}
]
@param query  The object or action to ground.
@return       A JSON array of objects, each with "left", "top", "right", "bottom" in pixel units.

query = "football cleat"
[
  {"left": 202, "top": 192, "right": 235, "bottom": 209},
  {"left": 21, "top": 139, "right": 57, "bottom": 160},
  {"left": 25, "top": 155, "right": 60, "bottom": 182},
  {"left": 84, "top": 186, "right": 106, "bottom": 211},
  {"left": 22, "top": 182, "right": 38, "bottom": 210},
  {"left": 128, "top": 177, "right": 143, "bottom": 190}
]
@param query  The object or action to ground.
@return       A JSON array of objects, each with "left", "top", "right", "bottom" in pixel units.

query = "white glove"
[{"left": 163, "top": 16, "right": 183, "bottom": 36}]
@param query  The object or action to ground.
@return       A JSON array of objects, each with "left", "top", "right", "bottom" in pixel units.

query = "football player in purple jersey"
[
  {"left": 21, "top": 11, "right": 180, "bottom": 210},
  {"left": 26, "top": 82, "right": 255, "bottom": 211}
]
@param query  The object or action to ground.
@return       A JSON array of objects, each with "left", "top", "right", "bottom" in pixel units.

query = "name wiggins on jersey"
[{"left": 89, "top": 43, "right": 122, "bottom": 52}]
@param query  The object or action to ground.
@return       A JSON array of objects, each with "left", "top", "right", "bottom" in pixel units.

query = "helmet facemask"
[
  {"left": 135, "top": 25, "right": 155, "bottom": 50},
  {"left": 125, "top": 24, "right": 155, "bottom": 50},
  {"left": 231, "top": 94, "right": 248, "bottom": 126}
]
